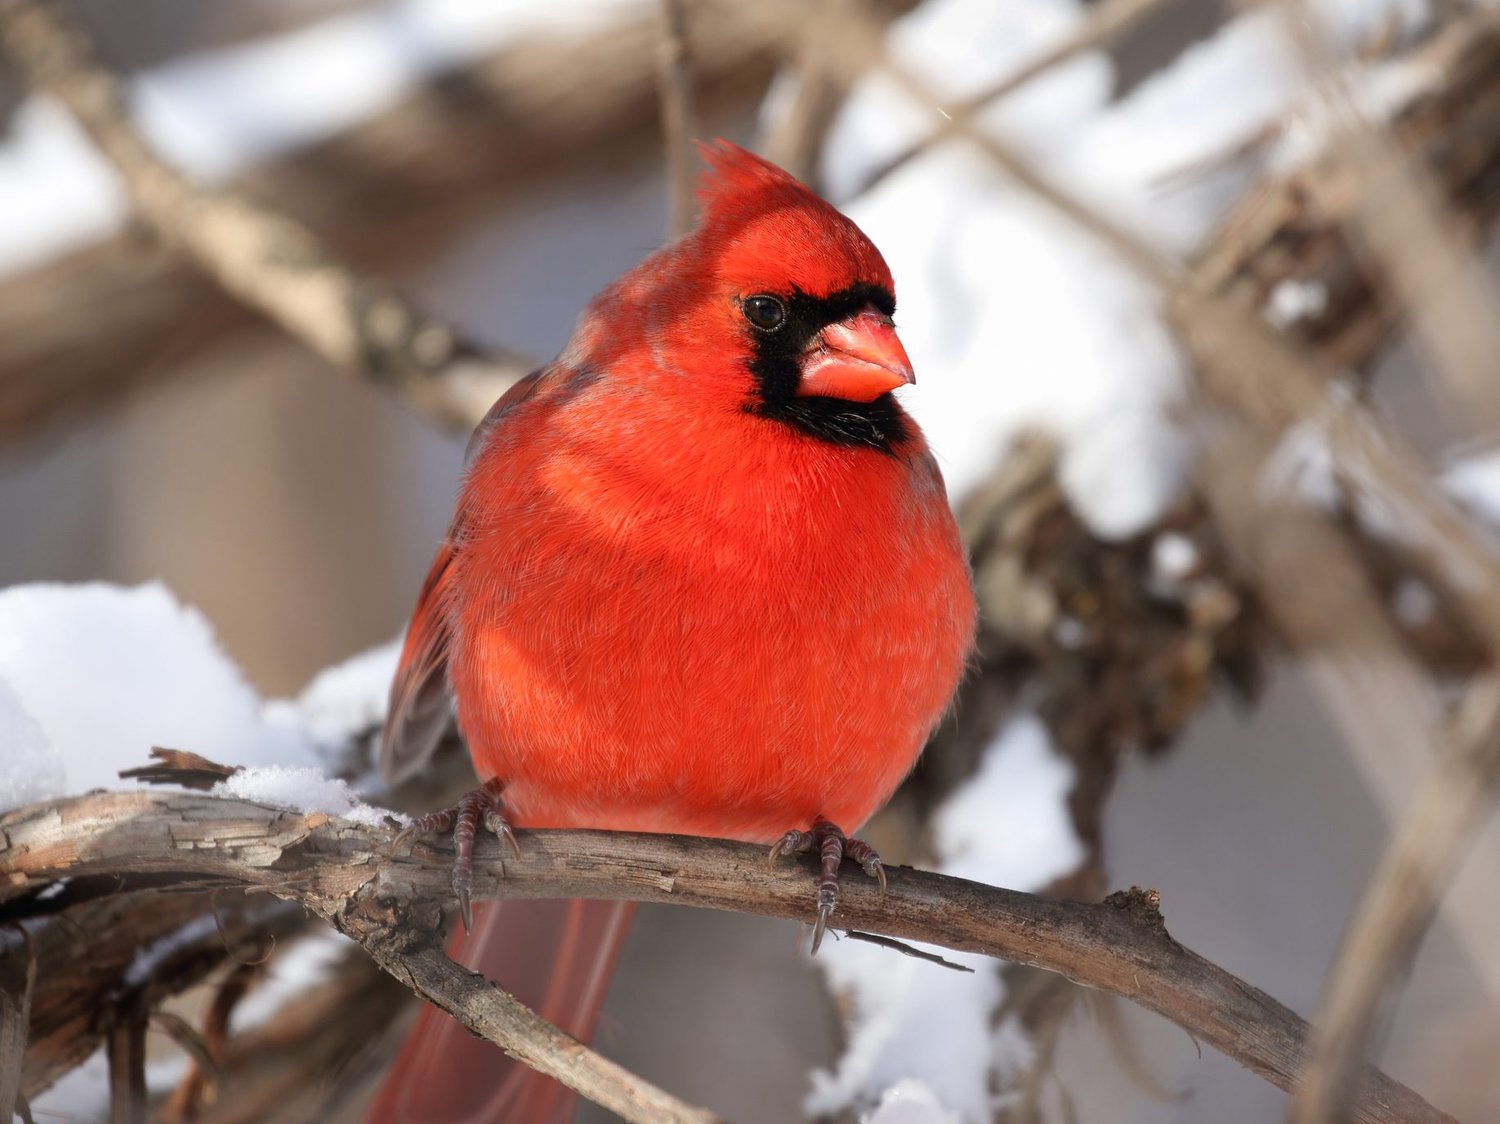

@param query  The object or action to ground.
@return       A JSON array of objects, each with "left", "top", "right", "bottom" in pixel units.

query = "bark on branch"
[{"left": 0, "top": 790, "right": 1456, "bottom": 1124}]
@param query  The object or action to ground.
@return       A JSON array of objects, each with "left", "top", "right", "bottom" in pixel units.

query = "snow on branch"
[{"left": 1, "top": 787, "right": 1455, "bottom": 1124}]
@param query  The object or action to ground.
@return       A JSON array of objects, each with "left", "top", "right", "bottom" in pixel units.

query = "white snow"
[
  {"left": 834, "top": 0, "right": 1437, "bottom": 541},
  {"left": 290, "top": 638, "right": 402, "bottom": 752},
  {"left": 0, "top": 0, "right": 647, "bottom": 277},
  {"left": 123, "top": 912, "right": 227, "bottom": 989},
  {"left": 0, "top": 581, "right": 317, "bottom": 809},
  {"left": 811, "top": 0, "right": 1431, "bottom": 1112},
  {"left": 0, "top": 674, "right": 63, "bottom": 810},
  {"left": 808, "top": 716, "right": 1080, "bottom": 1123},
  {"left": 1262, "top": 417, "right": 1342, "bottom": 509},
  {"left": 214, "top": 765, "right": 399, "bottom": 828},
  {"left": 1392, "top": 577, "right": 1437, "bottom": 627},
  {"left": 0, "top": 98, "right": 126, "bottom": 277},
  {"left": 1266, "top": 279, "right": 1330, "bottom": 328},
  {"left": 30, "top": 1046, "right": 190, "bottom": 1120},
  {"left": 1442, "top": 448, "right": 1500, "bottom": 529},
  {"left": 1152, "top": 532, "right": 1199, "bottom": 584},
  {"left": 0, "top": 581, "right": 405, "bottom": 824},
  {"left": 864, "top": 1078, "right": 964, "bottom": 1124}
]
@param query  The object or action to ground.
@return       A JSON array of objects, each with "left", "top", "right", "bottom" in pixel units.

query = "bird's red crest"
[{"left": 693, "top": 140, "right": 893, "bottom": 300}]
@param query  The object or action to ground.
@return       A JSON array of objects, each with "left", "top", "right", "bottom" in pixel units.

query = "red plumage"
[{"left": 368, "top": 141, "right": 975, "bottom": 1123}]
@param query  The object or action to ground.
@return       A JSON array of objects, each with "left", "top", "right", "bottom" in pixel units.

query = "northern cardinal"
[{"left": 366, "top": 141, "right": 975, "bottom": 1123}]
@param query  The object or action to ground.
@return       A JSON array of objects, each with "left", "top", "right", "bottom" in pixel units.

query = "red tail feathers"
[{"left": 365, "top": 900, "right": 635, "bottom": 1123}]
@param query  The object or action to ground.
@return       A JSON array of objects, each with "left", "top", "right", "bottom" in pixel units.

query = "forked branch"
[{"left": 0, "top": 790, "right": 1456, "bottom": 1124}]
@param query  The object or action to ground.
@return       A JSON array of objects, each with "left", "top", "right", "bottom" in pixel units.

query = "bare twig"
[
  {"left": 0, "top": 790, "right": 1457, "bottom": 1124},
  {"left": 159, "top": 963, "right": 252, "bottom": 1119},
  {"left": 1281, "top": 0, "right": 1500, "bottom": 435},
  {"left": 848, "top": 0, "right": 1175, "bottom": 198},
  {"left": 150, "top": 1011, "right": 221, "bottom": 1094},
  {"left": 757, "top": 0, "right": 864, "bottom": 184},
  {"left": 839, "top": 929, "right": 976, "bottom": 972},
  {"left": 768, "top": 0, "right": 1500, "bottom": 649},
  {"left": 1264, "top": 6, "right": 1500, "bottom": 1118},
  {"left": 656, "top": 0, "right": 699, "bottom": 239},
  {"left": 120, "top": 747, "right": 240, "bottom": 791},
  {"left": 0, "top": 0, "right": 533, "bottom": 432},
  {"left": 354, "top": 936, "right": 721, "bottom": 1124},
  {"left": 20, "top": 894, "right": 307, "bottom": 1098},
  {"left": 106, "top": 998, "right": 147, "bottom": 1124},
  {"left": 1289, "top": 679, "right": 1500, "bottom": 1124},
  {"left": 0, "top": 927, "right": 34, "bottom": 1124}
]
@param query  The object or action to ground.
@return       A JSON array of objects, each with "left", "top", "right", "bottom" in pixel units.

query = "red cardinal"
[{"left": 366, "top": 142, "right": 975, "bottom": 1123}]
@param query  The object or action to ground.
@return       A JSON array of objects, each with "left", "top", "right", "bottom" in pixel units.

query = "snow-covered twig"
[{"left": 1, "top": 789, "right": 1457, "bottom": 1124}]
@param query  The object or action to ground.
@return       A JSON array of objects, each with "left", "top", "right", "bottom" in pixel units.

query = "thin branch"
[
  {"left": 355, "top": 935, "right": 721, "bottom": 1124},
  {"left": 0, "top": 0, "right": 802, "bottom": 445},
  {"left": 0, "top": 0, "right": 533, "bottom": 432},
  {"left": 847, "top": 0, "right": 1175, "bottom": 198},
  {"left": 1288, "top": 678, "right": 1500, "bottom": 1123},
  {"left": 1280, "top": 0, "right": 1500, "bottom": 436},
  {"left": 1261, "top": 5, "right": 1500, "bottom": 1118},
  {"left": 839, "top": 929, "right": 976, "bottom": 972},
  {"left": 757, "top": 0, "right": 865, "bottom": 184},
  {"left": 763, "top": 0, "right": 1500, "bottom": 650},
  {"left": 0, "top": 926, "right": 33, "bottom": 1124},
  {"left": 106, "top": 998, "right": 147, "bottom": 1124},
  {"left": 158, "top": 963, "right": 252, "bottom": 1119},
  {"left": 656, "top": 0, "right": 699, "bottom": 239},
  {"left": 149, "top": 1011, "right": 221, "bottom": 1094},
  {"left": 0, "top": 790, "right": 1457, "bottom": 1124}
]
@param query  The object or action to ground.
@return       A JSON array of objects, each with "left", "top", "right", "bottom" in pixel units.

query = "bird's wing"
[
  {"left": 379, "top": 535, "right": 460, "bottom": 784},
  {"left": 379, "top": 368, "right": 549, "bottom": 784}
]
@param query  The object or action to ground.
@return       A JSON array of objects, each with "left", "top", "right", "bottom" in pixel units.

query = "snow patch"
[
  {"left": 0, "top": 581, "right": 403, "bottom": 823},
  {"left": 0, "top": 581, "right": 317, "bottom": 810},
  {"left": 835, "top": 0, "right": 1440, "bottom": 540},
  {"left": 1442, "top": 448, "right": 1500, "bottom": 529},
  {"left": 293, "top": 638, "right": 402, "bottom": 752},
  {"left": 215, "top": 765, "right": 401, "bottom": 828},
  {"left": 1152, "top": 532, "right": 1199, "bottom": 584},
  {"left": 809, "top": 716, "right": 1080, "bottom": 1122},
  {"left": 865, "top": 1079, "right": 964, "bottom": 1124},
  {"left": 0, "top": 0, "right": 647, "bottom": 277},
  {"left": 0, "top": 675, "right": 62, "bottom": 811},
  {"left": 1266, "top": 279, "right": 1330, "bottom": 328}
]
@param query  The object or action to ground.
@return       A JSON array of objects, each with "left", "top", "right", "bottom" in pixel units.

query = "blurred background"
[{"left": 5, "top": 0, "right": 1500, "bottom": 1121}]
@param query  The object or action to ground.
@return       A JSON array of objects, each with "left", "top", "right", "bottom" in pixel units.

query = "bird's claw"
[
  {"left": 768, "top": 818, "right": 886, "bottom": 954},
  {"left": 392, "top": 781, "right": 518, "bottom": 933}
]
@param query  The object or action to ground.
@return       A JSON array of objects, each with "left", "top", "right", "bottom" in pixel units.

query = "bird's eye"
[{"left": 742, "top": 294, "right": 786, "bottom": 332}]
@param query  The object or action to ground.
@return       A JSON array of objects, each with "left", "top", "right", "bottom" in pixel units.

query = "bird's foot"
[
  {"left": 394, "top": 779, "right": 520, "bottom": 933},
  {"left": 768, "top": 817, "right": 886, "bottom": 954}
]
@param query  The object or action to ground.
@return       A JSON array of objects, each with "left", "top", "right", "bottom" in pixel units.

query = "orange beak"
[{"left": 796, "top": 309, "right": 915, "bottom": 402}]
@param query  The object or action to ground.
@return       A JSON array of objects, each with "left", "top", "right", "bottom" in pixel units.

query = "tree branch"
[
  {"left": 655, "top": 0, "right": 699, "bottom": 239},
  {"left": 0, "top": 927, "right": 33, "bottom": 1124},
  {"left": 0, "top": 790, "right": 1456, "bottom": 1124},
  {"left": 847, "top": 0, "right": 1175, "bottom": 199},
  {"left": 1289, "top": 677, "right": 1500, "bottom": 1124},
  {"left": 0, "top": 0, "right": 533, "bottom": 432}
]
